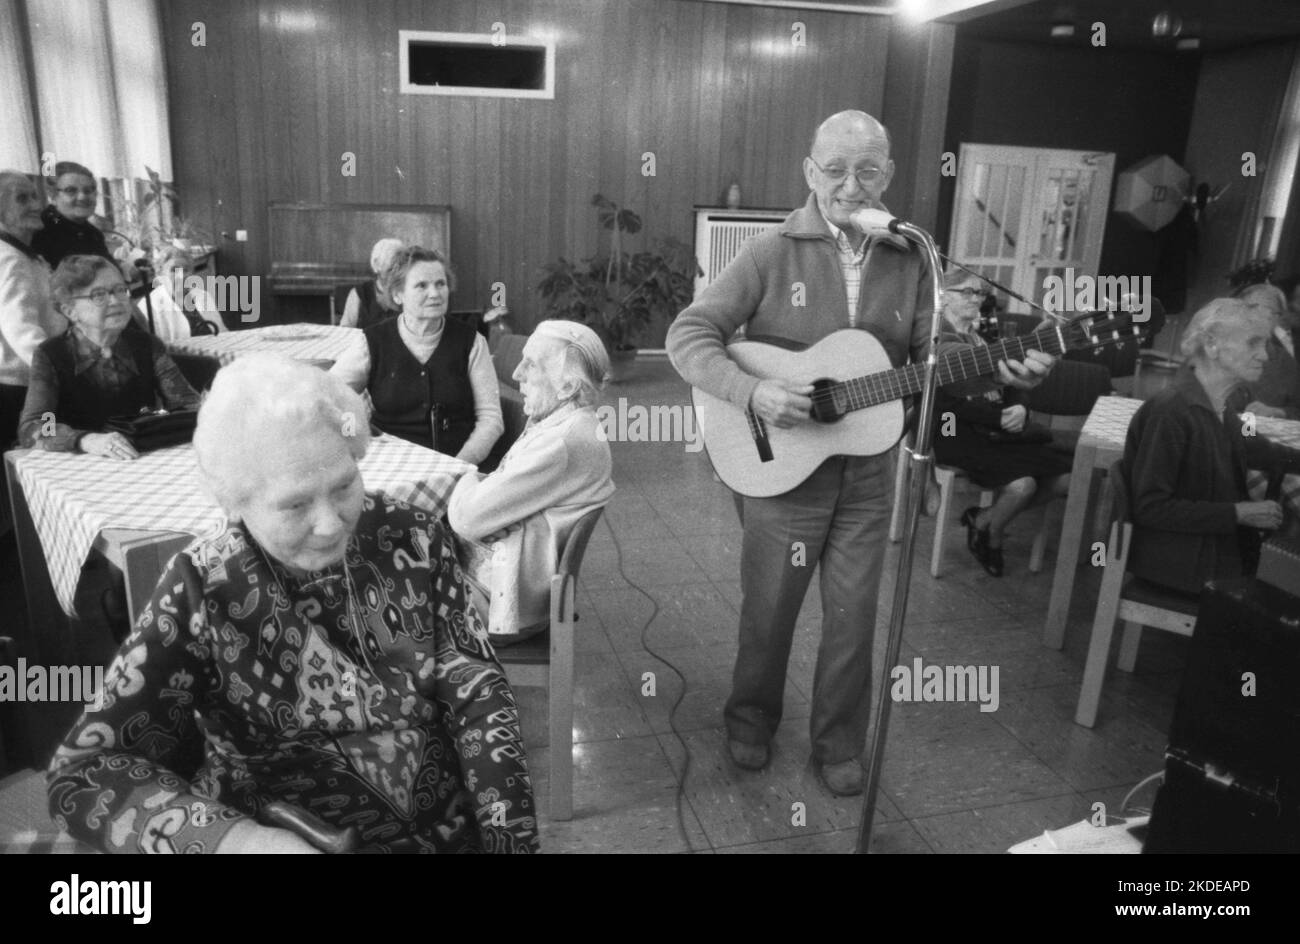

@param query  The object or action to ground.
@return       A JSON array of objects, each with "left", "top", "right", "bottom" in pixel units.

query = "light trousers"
[{"left": 726, "top": 453, "right": 892, "bottom": 764}]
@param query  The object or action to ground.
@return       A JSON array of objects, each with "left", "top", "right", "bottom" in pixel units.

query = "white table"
[{"left": 165, "top": 323, "right": 361, "bottom": 367}]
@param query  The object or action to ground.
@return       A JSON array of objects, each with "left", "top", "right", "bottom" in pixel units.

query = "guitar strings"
[{"left": 801, "top": 323, "right": 1135, "bottom": 409}]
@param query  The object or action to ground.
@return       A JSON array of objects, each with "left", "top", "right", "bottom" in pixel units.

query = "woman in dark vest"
[
  {"left": 18, "top": 255, "right": 199, "bottom": 458},
  {"left": 339, "top": 237, "right": 404, "bottom": 330},
  {"left": 332, "top": 246, "right": 502, "bottom": 463}
]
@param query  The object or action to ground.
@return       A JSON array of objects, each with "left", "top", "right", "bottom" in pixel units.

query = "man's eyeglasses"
[
  {"left": 71, "top": 286, "right": 131, "bottom": 305},
  {"left": 57, "top": 186, "right": 97, "bottom": 197},
  {"left": 945, "top": 287, "right": 987, "bottom": 299},
  {"left": 809, "top": 157, "right": 885, "bottom": 189}
]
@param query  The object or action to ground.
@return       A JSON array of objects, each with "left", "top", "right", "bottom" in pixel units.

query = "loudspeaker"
[{"left": 1145, "top": 578, "right": 1300, "bottom": 853}]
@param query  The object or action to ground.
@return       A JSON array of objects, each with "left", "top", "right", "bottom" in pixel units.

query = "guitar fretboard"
[{"left": 837, "top": 326, "right": 1068, "bottom": 411}]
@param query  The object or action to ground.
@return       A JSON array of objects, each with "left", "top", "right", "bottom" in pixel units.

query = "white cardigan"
[
  {"left": 0, "top": 238, "right": 63, "bottom": 387},
  {"left": 448, "top": 404, "right": 614, "bottom": 635}
]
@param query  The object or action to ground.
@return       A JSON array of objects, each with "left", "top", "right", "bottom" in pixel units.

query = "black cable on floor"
[{"left": 599, "top": 514, "right": 696, "bottom": 853}]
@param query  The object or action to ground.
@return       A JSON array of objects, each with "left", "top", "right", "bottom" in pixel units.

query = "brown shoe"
[
  {"left": 817, "top": 759, "right": 865, "bottom": 796},
  {"left": 726, "top": 738, "right": 770, "bottom": 771}
]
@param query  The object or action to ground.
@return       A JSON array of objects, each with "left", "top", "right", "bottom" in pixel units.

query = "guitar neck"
[{"left": 842, "top": 325, "right": 1067, "bottom": 410}]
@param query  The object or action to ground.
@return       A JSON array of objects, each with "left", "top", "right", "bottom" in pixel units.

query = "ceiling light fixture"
[{"left": 1152, "top": 12, "right": 1183, "bottom": 38}]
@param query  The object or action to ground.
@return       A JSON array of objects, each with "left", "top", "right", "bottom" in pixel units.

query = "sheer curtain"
[
  {"left": 16, "top": 0, "right": 172, "bottom": 180},
  {"left": 0, "top": 0, "right": 40, "bottom": 170}
]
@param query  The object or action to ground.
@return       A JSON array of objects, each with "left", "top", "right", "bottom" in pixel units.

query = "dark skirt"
[{"left": 933, "top": 426, "right": 1073, "bottom": 489}]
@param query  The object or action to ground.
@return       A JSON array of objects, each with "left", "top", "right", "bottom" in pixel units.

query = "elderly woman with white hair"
[
  {"left": 449, "top": 320, "right": 615, "bottom": 642},
  {"left": 0, "top": 170, "right": 63, "bottom": 451},
  {"left": 48, "top": 354, "right": 538, "bottom": 853},
  {"left": 134, "top": 245, "right": 223, "bottom": 340},
  {"left": 1123, "top": 297, "right": 1300, "bottom": 596},
  {"left": 338, "top": 236, "right": 404, "bottom": 330},
  {"left": 1233, "top": 281, "right": 1300, "bottom": 420}
]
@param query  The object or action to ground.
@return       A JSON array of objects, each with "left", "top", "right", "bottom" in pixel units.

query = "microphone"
[{"left": 849, "top": 207, "right": 929, "bottom": 245}]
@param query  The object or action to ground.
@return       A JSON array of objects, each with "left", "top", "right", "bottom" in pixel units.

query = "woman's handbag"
[{"left": 104, "top": 407, "right": 198, "bottom": 452}]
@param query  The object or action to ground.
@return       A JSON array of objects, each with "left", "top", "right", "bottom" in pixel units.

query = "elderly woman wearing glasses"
[
  {"left": 48, "top": 354, "right": 539, "bottom": 853},
  {"left": 17, "top": 254, "right": 198, "bottom": 458},
  {"left": 30, "top": 161, "right": 114, "bottom": 269},
  {"left": 448, "top": 320, "right": 615, "bottom": 642},
  {"left": 932, "top": 269, "right": 1072, "bottom": 576}
]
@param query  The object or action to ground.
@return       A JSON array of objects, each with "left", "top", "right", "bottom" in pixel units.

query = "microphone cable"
[{"left": 599, "top": 513, "right": 697, "bottom": 853}]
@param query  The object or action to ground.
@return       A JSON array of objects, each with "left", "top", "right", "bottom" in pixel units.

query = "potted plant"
[
  {"left": 104, "top": 167, "right": 213, "bottom": 272},
  {"left": 537, "top": 194, "right": 699, "bottom": 382}
]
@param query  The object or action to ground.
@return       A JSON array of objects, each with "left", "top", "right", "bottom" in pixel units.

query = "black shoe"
[
  {"left": 982, "top": 545, "right": 1005, "bottom": 578},
  {"left": 726, "top": 737, "right": 770, "bottom": 771}
]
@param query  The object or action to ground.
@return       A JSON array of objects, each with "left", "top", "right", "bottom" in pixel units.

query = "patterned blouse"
[{"left": 47, "top": 493, "right": 539, "bottom": 853}]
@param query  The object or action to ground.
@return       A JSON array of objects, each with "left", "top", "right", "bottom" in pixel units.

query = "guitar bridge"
[{"left": 745, "top": 408, "right": 774, "bottom": 463}]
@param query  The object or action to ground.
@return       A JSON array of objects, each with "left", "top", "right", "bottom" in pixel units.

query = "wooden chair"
[
  {"left": 495, "top": 505, "right": 605, "bottom": 821},
  {"left": 481, "top": 387, "right": 525, "bottom": 474},
  {"left": 1075, "top": 460, "right": 1198, "bottom": 728},
  {"left": 888, "top": 435, "right": 1045, "bottom": 578}
]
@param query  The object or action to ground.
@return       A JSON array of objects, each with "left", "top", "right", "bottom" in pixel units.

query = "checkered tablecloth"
[
  {"left": 1080, "top": 395, "right": 1300, "bottom": 509},
  {"left": 165, "top": 323, "right": 362, "bottom": 367},
  {"left": 13, "top": 435, "right": 473, "bottom": 616}
]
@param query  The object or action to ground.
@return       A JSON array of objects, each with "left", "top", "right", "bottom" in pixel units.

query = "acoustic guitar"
[{"left": 692, "top": 312, "right": 1138, "bottom": 497}]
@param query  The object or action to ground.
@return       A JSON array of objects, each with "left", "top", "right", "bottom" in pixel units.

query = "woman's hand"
[
  {"left": 216, "top": 819, "right": 323, "bottom": 854},
  {"left": 1236, "top": 500, "right": 1284, "bottom": 530},
  {"left": 80, "top": 432, "right": 139, "bottom": 461},
  {"left": 1000, "top": 404, "right": 1028, "bottom": 433},
  {"left": 1244, "top": 400, "right": 1287, "bottom": 419},
  {"left": 483, "top": 522, "right": 524, "bottom": 544}
]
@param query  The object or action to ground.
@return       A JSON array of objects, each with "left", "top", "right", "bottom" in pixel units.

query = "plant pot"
[{"left": 607, "top": 346, "right": 637, "bottom": 384}]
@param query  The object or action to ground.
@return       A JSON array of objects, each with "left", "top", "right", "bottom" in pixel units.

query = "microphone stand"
[{"left": 854, "top": 220, "right": 945, "bottom": 854}]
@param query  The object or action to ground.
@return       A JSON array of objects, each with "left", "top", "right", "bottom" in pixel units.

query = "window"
[{"left": 399, "top": 30, "right": 554, "bottom": 100}]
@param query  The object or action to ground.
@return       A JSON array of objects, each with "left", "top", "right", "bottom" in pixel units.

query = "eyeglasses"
[
  {"left": 71, "top": 286, "right": 131, "bottom": 305},
  {"left": 809, "top": 157, "right": 885, "bottom": 188},
  {"left": 57, "top": 186, "right": 97, "bottom": 197},
  {"left": 945, "top": 287, "right": 987, "bottom": 299}
]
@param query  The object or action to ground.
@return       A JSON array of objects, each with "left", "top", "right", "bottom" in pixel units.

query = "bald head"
[
  {"left": 811, "top": 111, "right": 891, "bottom": 158},
  {"left": 803, "top": 111, "right": 895, "bottom": 232}
]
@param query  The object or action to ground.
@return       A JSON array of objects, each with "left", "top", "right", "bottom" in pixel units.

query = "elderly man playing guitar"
[{"left": 667, "top": 111, "right": 1054, "bottom": 796}]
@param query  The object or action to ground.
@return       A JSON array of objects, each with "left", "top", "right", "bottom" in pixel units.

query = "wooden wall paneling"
[
  {"left": 161, "top": 0, "right": 901, "bottom": 333},
  {"left": 694, "top": 3, "right": 727, "bottom": 207},
  {"left": 541, "top": 0, "right": 572, "bottom": 320},
  {"left": 718, "top": 6, "right": 753, "bottom": 211}
]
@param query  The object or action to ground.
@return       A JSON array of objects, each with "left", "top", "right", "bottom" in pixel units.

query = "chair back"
[
  {"left": 482, "top": 387, "right": 526, "bottom": 473},
  {"left": 558, "top": 506, "right": 605, "bottom": 579},
  {"left": 1108, "top": 458, "right": 1132, "bottom": 527},
  {"left": 491, "top": 332, "right": 527, "bottom": 390},
  {"left": 1023, "top": 359, "right": 1112, "bottom": 416}
]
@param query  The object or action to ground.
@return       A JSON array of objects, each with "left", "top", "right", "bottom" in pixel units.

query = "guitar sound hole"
[{"left": 809, "top": 378, "right": 846, "bottom": 423}]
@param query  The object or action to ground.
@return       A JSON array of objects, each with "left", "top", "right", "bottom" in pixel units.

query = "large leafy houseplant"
[{"left": 537, "top": 194, "right": 699, "bottom": 353}]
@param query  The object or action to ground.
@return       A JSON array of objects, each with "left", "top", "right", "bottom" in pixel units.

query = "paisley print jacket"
[{"left": 47, "top": 493, "right": 539, "bottom": 853}]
